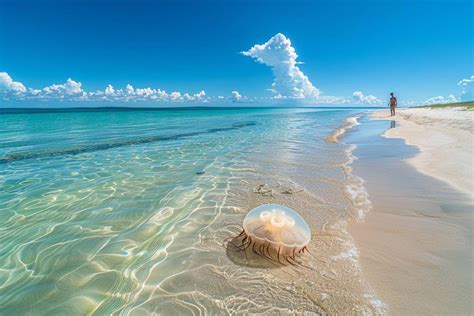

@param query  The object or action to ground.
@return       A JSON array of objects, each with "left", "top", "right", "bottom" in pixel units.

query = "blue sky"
[{"left": 0, "top": 0, "right": 472, "bottom": 106}]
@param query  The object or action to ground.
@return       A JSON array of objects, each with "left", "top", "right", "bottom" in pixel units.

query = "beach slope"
[
  {"left": 373, "top": 104, "right": 473, "bottom": 198},
  {"left": 349, "top": 104, "right": 473, "bottom": 314}
]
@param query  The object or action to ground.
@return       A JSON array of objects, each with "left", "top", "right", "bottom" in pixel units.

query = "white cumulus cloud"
[
  {"left": 0, "top": 72, "right": 27, "bottom": 93},
  {"left": 457, "top": 75, "right": 473, "bottom": 101},
  {"left": 352, "top": 91, "right": 382, "bottom": 105},
  {"left": 242, "top": 33, "right": 319, "bottom": 100},
  {"left": 230, "top": 91, "right": 242, "bottom": 102},
  {"left": 125, "top": 84, "right": 134, "bottom": 95},
  {"left": 43, "top": 78, "right": 83, "bottom": 95},
  {"left": 0, "top": 73, "right": 210, "bottom": 104},
  {"left": 104, "top": 84, "right": 115, "bottom": 96},
  {"left": 424, "top": 95, "right": 459, "bottom": 105}
]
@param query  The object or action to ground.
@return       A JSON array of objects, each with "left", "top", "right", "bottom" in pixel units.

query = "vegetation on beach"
[{"left": 416, "top": 101, "right": 474, "bottom": 110}]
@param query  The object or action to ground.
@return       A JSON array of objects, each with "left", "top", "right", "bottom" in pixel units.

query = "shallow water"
[{"left": 0, "top": 107, "right": 379, "bottom": 314}]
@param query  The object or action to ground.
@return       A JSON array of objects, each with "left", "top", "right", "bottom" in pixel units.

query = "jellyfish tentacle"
[
  {"left": 284, "top": 255, "right": 296, "bottom": 266},
  {"left": 290, "top": 255, "right": 302, "bottom": 265},
  {"left": 254, "top": 244, "right": 269, "bottom": 261},
  {"left": 260, "top": 241, "right": 276, "bottom": 262},
  {"left": 224, "top": 229, "right": 254, "bottom": 252},
  {"left": 239, "top": 239, "right": 251, "bottom": 250},
  {"left": 256, "top": 241, "right": 282, "bottom": 264},
  {"left": 264, "top": 242, "right": 272, "bottom": 258},
  {"left": 222, "top": 228, "right": 245, "bottom": 247},
  {"left": 226, "top": 241, "right": 246, "bottom": 251},
  {"left": 259, "top": 242, "right": 266, "bottom": 256},
  {"left": 247, "top": 236, "right": 253, "bottom": 247},
  {"left": 241, "top": 235, "right": 252, "bottom": 250},
  {"left": 252, "top": 239, "right": 258, "bottom": 254},
  {"left": 225, "top": 204, "right": 311, "bottom": 265},
  {"left": 285, "top": 253, "right": 303, "bottom": 266}
]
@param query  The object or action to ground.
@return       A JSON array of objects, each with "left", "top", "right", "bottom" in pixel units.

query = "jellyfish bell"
[{"left": 228, "top": 204, "right": 311, "bottom": 265}]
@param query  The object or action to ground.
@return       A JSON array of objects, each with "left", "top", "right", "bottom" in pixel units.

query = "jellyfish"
[{"left": 226, "top": 204, "right": 311, "bottom": 265}]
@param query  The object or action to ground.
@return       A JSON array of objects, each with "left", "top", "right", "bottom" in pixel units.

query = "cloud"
[
  {"left": 43, "top": 78, "right": 83, "bottom": 96},
  {"left": 316, "top": 95, "right": 350, "bottom": 105},
  {"left": 352, "top": 91, "right": 382, "bottom": 105},
  {"left": 193, "top": 90, "right": 206, "bottom": 101},
  {"left": 2, "top": 67, "right": 468, "bottom": 107},
  {"left": 230, "top": 90, "right": 242, "bottom": 102},
  {"left": 182, "top": 90, "right": 206, "bottom": 101},
  {"left": 125, "top": 84, "right": 134, "bottom": 95},
  {"left": 457, "top": 75, "right": 473, "bottom": 101},
  {"left": 96, "top": 86, "right": 206, "bottom": 102},
  {"left": 0, "top": 72, "right": 27, "bottom": 93},
  {"left": 0, "top": 71, "right": 209, "bottom": 104},
  {"left": 424, "top": 95, "right": 459, "bottom": 105},
  {"left": 242, "top": 33, "right": 319, "bottom": 99},
  {"left": 104, "top": 84, "right": 115, "bottom": 96}
]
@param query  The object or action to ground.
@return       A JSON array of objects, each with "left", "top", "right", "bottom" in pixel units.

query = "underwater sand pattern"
[{"left": 0, "top": 108, "right": 382, "bottom": 314}]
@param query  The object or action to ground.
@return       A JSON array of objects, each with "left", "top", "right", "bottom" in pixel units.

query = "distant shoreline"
[{"left": 0, "top": 106, "right": 387, "bottom": 114}]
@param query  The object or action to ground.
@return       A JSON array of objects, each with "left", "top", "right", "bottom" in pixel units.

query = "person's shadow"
[{"left": 390, "top": 120, "right": 396, "bottom": 129}]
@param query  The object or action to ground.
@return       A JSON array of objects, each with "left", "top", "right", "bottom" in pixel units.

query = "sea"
[{"left": 0, "top": 107, "right": 386, "bottom": 314}]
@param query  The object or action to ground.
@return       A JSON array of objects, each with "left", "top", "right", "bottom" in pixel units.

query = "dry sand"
[
  {"left": 350, "top": 107, "right": 473, "bottom": 315},
  {"left": 373, "top": 107, "right": 473, "bottom": 198}
]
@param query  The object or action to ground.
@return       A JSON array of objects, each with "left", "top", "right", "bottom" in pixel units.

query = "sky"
[{"left": 0, "top": 0, "right": 472, "bottom": 107}]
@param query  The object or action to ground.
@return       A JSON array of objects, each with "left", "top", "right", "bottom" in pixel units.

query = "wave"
[
  {"left": 328, "top": 114, "right": 386, "bottom": 313},
  {"left": 326, "top": 114, "right": 371, "bottom": 219},
  {"left": 325, "top": 115, "right": 361, "bottom": 144}
]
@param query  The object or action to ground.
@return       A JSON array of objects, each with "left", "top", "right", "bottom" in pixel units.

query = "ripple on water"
[{"left": 0, "top": 108, "right": 381, "bottom": 314}]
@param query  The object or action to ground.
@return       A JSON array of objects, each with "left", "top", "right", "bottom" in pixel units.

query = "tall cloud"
[
  {"left": 0, "top": 72, "right": 27, "bottom": 93},
  {"left": 458, "top": 75, "right": 473, "bottom": 101},
  {"left": 242, "top": 33, "right": 319, "bottom": 99}
]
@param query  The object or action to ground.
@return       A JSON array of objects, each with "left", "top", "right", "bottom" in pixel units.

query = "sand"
[
  {"left": 373, "top": 107, "right": 473, "bottom": 198},
  {"left": 349, "top": 107, "right": 473, "bottom": 315}
]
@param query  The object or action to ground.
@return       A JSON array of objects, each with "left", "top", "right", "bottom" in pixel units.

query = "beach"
[
  {"left": 348, "top": 106, "right": 473, "bottom": 314},
  {"left": 373, "top": 107, "right": 473, "bottom": 197},
  {"left": 0, "top": 106, "right": 472, "bottom": 314}
]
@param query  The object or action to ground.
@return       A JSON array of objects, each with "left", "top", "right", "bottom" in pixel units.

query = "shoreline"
[
  {"left": 2, "top": 106, "right": 471, "bottom": 314},
  {"left": 372, "top": 107, "right": 473, "bottom": 198},
  {"left": 346, "top": 108, "right": 473, "bottom": 314}
]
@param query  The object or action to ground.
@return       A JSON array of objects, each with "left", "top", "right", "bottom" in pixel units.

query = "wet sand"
[
  {"left": 373, "top": 108, "right": 473, "bottom": 197},
  {"left": 346, "top": 114, "right": 473, "bottom": 315}
]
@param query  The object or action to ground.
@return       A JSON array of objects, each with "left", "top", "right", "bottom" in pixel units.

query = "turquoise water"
[{"left": 0, "top": 107, "right": 378, "bottom": 314}]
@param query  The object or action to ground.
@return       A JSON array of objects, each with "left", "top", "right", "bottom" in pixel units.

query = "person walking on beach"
[{"left": 389, "top": 92, "right": 397, "bottom": 116}]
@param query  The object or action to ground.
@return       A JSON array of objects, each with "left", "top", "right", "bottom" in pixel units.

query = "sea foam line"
[
  {"left": 328, "top": 114, "right": 387, "bottom": 314},
  {"left": 327, "top": 114, "right": 371, "bottom": 219},
  {"left": 325, "top": 115, "right": 360, "bottom": 144}
]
